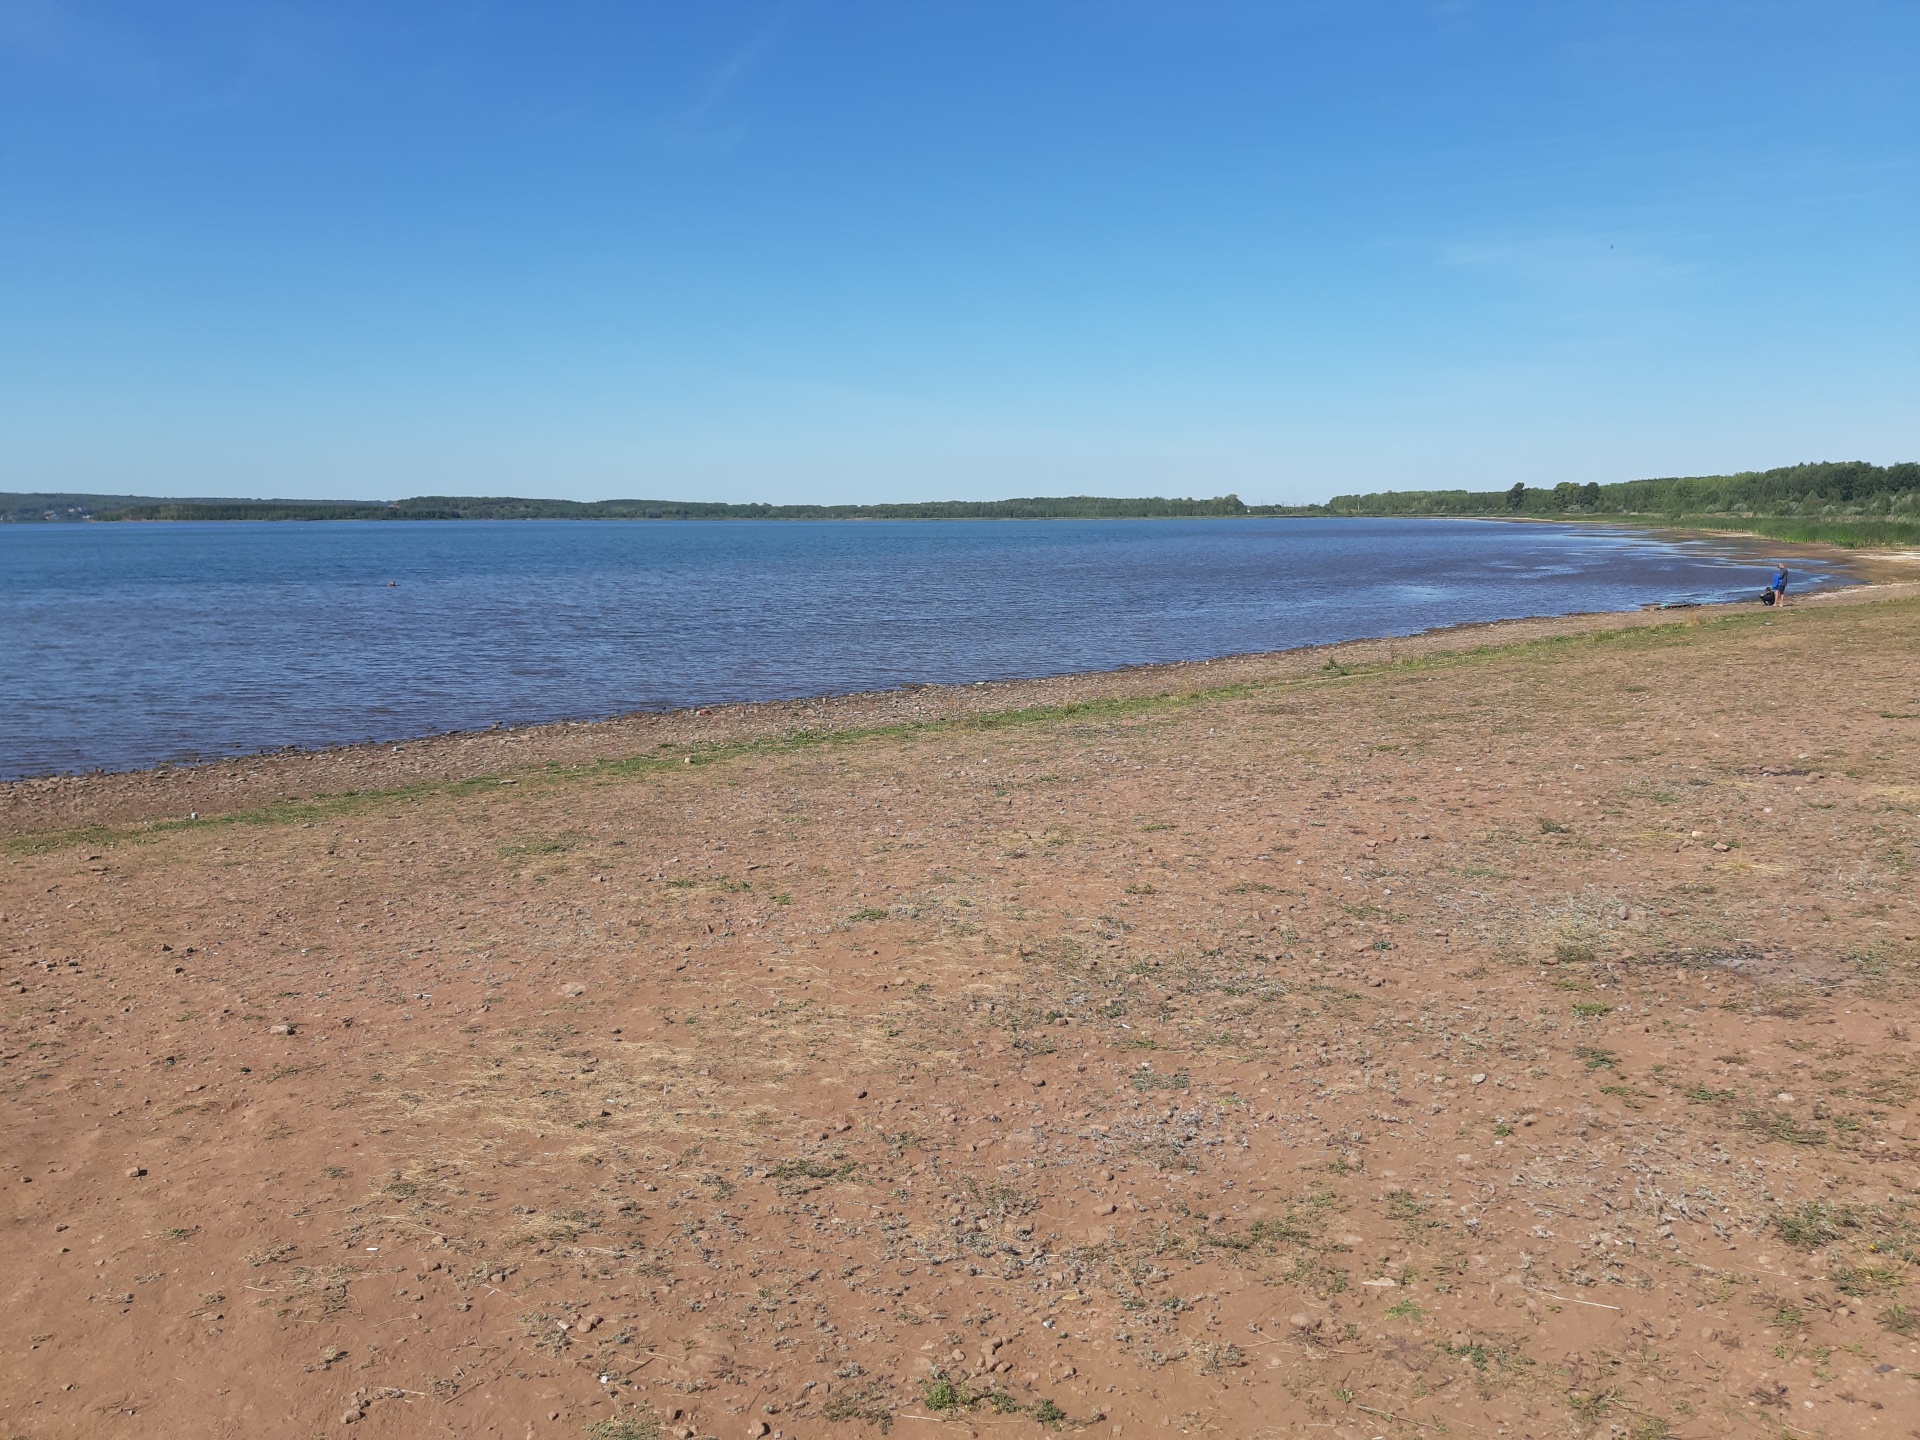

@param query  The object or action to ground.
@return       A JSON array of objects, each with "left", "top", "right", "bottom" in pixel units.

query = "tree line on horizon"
[
  {"left": 4, "top": 461, "right": 1914, "bottom": 527},
  {"left": 1, "top": 492, "right": 1254, "bottom": 523},
  {"left": 1320, "top": 460, "right": 1919, "bottom": 520}
]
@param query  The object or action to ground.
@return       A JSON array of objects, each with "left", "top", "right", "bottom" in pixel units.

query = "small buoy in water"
[{"left": 387, "top": 581, "right": 397, "bottom": 587}]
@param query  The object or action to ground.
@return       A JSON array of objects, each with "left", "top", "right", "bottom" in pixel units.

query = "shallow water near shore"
[{"left": 3, "top": 516, "right": 1842, "bottom": 778}]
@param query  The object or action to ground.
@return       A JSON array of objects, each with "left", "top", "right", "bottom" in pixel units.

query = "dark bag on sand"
[{"left": 1761, "top": 589, "right": 1776, "bottom": 605}]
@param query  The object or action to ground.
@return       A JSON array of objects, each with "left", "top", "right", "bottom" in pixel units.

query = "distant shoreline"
[
  {"left": 10, "top": 492, "right": 1264, "bottom": 524},
  {"left": 8, "top": 457, "right": 1914, "bottom": 546},
  {"left": 8, "top": 498, "right": 1915, "bottom": 554}
]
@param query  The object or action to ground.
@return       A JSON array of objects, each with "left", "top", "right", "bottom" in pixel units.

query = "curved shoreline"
[{"left": 7, "top": 576, "right": 1915, "bottom": 841}]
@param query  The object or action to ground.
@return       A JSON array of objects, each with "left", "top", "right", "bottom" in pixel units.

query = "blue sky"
[{"left": 2, "top": 2, "right": 1914, "bottom": 504}]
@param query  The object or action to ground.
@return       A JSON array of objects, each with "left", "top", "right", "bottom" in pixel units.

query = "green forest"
[
  {"left": 1319, "top": 460, "right": 1920, "bottom": 545},
  {"left": 7, "top": 461, "right": 1917, "bottom": 545},
  {"left": 1324, "top": 459, "right": 1919, "bottom": 515}
]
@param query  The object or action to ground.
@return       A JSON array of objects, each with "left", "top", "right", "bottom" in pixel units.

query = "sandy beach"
[{"left": 4, "top": 580, "right": 1919, "bottom": 1438}]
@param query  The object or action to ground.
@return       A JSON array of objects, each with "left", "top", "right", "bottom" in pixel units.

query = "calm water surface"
[{"left": 2, "top": 518, "right": 1842, "bottom": 779}]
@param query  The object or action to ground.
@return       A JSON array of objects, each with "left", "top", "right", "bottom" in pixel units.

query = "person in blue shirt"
[{"left": 1769, "top": 564, "right": 1790, "bottom": 608}]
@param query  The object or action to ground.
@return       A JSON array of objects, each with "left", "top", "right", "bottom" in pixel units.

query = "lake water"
[{"left": 1, "top": 517, "right": 1842, "bottom": 779}]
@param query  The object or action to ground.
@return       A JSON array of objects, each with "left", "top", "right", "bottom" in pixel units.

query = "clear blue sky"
[{"left": 2, "top": 2, "right": 1914, "bottom": 505}]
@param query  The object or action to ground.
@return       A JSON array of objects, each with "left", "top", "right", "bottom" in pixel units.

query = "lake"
[{"left": 1, "top": 517, "right": 1840, "bottom": 779}]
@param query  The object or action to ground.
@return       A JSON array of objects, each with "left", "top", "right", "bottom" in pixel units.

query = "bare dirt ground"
[{"left": 4, "top": 587, "right": 1919, "bottom": 1440}]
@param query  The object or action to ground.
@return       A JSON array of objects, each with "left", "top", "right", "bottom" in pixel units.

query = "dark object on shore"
[{"left": 1762, "top": 589, "right": 1777, "bottom": 605}]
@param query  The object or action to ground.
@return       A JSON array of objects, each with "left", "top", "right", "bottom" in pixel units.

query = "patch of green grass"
[
  {"left": 1282, "top": 1253, "right": 1350, "bottom": 1297},
  {"left": 1740, "top": 1109, "right": 1827, "bottom": 1146},
  {"left": 1443, "top": 1340, "right": 1494, "bottom": 1371},
  {"left": 1131, "top": 1070, "right": 1190, "bottom": 1091},
  {"left": 1571, "top": 1000, "right": 1614, "bottom": 1018},
  {"left": 1568, "top": 1388, "right": 1619, "bottom": 1424},
  {"left": 1684, "top": 1084, "right": 1735, "bottom": 1103},
  {"left": 1386, "top": 1298, "right": 1424, "bottom": 1322},
  {"left": 1854, "top": 1071, "right": 1919, "bottom": 1106},
  {"left": 1646, "top": 514, "right": 1920, "bottom": 549},
  {"left": 1830, "top": 1264, "right": 1902, "bottom": 1297},
  {"left": 1777, "top": 1201, "right": 1859, "bottom": 1250},
  {"left": 765, "top": 1157, "right": 857, "bottom": 1183},
  {"left": 1538, "top": 818, "right": 1571, "bottom": 834},
  {"left": 1878, "top": 1303, "right": 1917, "bottom": 1336},
  {"left": 849, "top": 907, "right": 890, "bottom": 922},
  {"left": 1204, "top": 1212, "right": 1318, "bottom": 1251},
  {"left": 1573, "top": 1046, "right": 1619, "bottom": 1072},
  {"left": 1196, "top": 1342, "right": 1245, "bottom": 1374},
  {"left": 1555, "top": 940, "right": 1597, "bottom": 964},
  {"left": 1384, "top": 1192, "right": 1438, "bottom": 1228},
  {"left": 821, "top": 1382, "right": 894, "bottom": 1433},
  {"left": 923, "top": 1377, "right": 969, "bottom": 1411},
  {"left": 920, "top": 1376, "right": 1067, "bottom": 1427}
]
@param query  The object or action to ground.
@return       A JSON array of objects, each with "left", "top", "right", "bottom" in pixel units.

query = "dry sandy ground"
[{"left": 4, "top": 588, "right": 1919, "bottom": 1440}]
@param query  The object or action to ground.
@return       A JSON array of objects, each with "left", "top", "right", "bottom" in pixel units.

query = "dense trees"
[
  {"left": 12, "top": 462, "right": 1915, "bottom": 535},
  {"left": 1324, "top": 461, "right": 1918, "bottom": 519}
]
